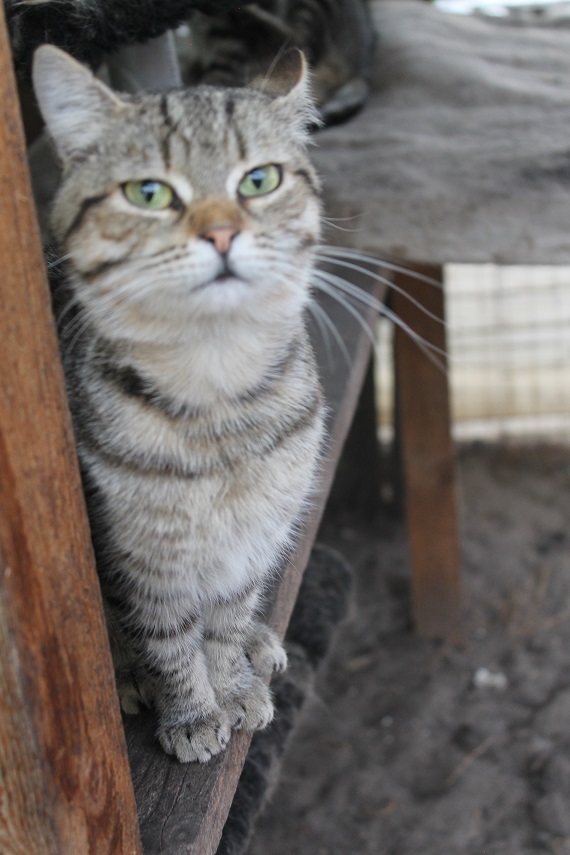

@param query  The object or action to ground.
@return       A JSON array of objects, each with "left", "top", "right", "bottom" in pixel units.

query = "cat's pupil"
[
  {"left": 141, "top": 181, "right": 160, "bottom": 202},
  {"left": 250, "top": 170, "right": 265, "bottom": 189}
]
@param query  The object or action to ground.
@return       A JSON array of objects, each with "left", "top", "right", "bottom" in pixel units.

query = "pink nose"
[{"left": 201, "top": 226, "right": 239, "bottom": 255}]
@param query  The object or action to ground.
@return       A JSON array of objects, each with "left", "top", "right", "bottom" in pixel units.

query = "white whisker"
[
  {"left": 63, "top": 312, "right": 94, "bottom": 361},
  {"left": 378, "top": 302, "right": 447, "bottom": 374},
  {"left": 322, "top": 215, "right": 362, "bottom": 225},
  {"left": 307, "top": 299, "right": 351, "bottom": 368},
  {"left": 306, "top": 301, "right": 333, "bottom": 367},
  {"left": 54, "top": 291, "right": 84, "bottom": 332},
  {"left": 322, "top": 217, "right": 362, "bottom": 234},
  {"left": 314, "top": 268, "right": 448, "bottom": 373},
  {"left": 258, "top": 38, "right": 294, "bottom": 96},
  {"left": 314, "top": 268, "right": 385, "bottom": 315},
  {"left": 318, "top": 245, "right": 443, "bottom": 289},
  {"left": 317, "top": 254, "right": 446, "bottom": 326},
  {"left": 47, "top": 250, "right": 76, "bottom": 270},
  {"left": 311, "top": 274, "right": 377, "bottom": 350}
]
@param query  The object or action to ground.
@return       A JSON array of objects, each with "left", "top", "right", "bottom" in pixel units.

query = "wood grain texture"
[
  {"left": 0, "top": 597, "right": 59, "bottom": 855},
  {"left": 393, "top": 263, "right": 463, "bottom": 643},
  {"left": 0, "top": 10, "right": 141, "bottom": 854},
  {"left": 126, "top": 277, "right": 386, "bottom": 855}
]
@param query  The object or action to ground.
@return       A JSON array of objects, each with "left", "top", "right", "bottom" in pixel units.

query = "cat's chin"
[{"left": 191, "top": 274, "right": 252, "bottom": 311}]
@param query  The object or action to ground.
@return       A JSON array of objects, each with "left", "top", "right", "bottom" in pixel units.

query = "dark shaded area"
[
  {"left": 247, "top": 443, "right": 570, "bottom": 855},
  {"left": 6, "top": 0, "right": 241, "bottom": 76}
]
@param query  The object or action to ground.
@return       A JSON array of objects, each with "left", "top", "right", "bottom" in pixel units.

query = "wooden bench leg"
[{"left": 392, "top": 263, "right": 463, "bottom": 644}]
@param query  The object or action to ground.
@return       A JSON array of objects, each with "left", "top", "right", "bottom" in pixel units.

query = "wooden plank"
[
  {"left": 0, "top": 596, "right": 59, "bottom": 855},
  {"left": 392, "top": 263, "right": 463, "bottom": 643},
  {"left": 126, "top": 276, "right": 386, "bottom": 855},
  {"left": 326, "top": 355, "right": 383, "bottom": 520},
  {"left": 0, "top": 10, "right": 142, "bottom": 854}
]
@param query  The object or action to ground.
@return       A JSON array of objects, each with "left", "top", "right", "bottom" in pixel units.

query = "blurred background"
[{"left": 376, "top": 263, "right": 570, "bottom": 444}]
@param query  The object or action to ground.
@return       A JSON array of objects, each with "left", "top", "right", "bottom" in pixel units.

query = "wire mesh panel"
[
  {"left": 376, "top": 265, "right": 570, "bottom": 443},
  {"left": 446, "top": 264, "right": 570, "bottom": 441}
]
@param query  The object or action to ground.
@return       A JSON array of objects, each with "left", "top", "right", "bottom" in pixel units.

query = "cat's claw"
[{"left": 158, "top": 714, "right": 231, "bottom": 763}]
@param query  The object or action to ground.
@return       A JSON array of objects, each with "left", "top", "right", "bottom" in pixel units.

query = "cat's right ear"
[
  {"left": 251, "top": 49, "right": 318, "bottom": 136},
  {"left": 32, "top": 45, "right": 126, "bottom": 163}
]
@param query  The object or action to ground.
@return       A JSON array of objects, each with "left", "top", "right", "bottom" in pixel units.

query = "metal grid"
[{"left": 376, "top": 265, "right": 570, "bottom": 443}]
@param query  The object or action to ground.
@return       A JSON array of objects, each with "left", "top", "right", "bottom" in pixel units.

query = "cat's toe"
[
  {"left": 116, "top": 675, "right": 150, "bottom": 715},
  {"left": 225, "top": 676, "right": 274, "bottom": 732},
  {"left": 246, "top": 623, "right": 288, "bottom": 677},
  {"left": 260, "top": 641, "right": 288, "bottom": 675},
  {"left": 158, "top": 714, "right": 231, "bottom": 763}
]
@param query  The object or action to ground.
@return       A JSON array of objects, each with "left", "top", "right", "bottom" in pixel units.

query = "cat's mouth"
[
  {"left": 200, "top": 258, "right": 247, "bottom": 289},
  {"left": 212, "top": 272, "right": 241, "bottom": 284},
  {"left": 194, "top": 270, "right": 247, "bottom": 293}
]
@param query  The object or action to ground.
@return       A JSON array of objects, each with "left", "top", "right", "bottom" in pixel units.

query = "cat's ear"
[
  {"left": 32, "top": 45, "right": 126, "bottom": 163},
  {"left": 254, "top": 49, "right": 308, "bottom": 98},
  {"left": 252, "top": 49, "right": 319, "bottom": 134}
]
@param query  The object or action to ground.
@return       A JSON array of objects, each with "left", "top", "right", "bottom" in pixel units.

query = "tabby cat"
[{"left": 33, "top": 44, "right": 325, "bottom": 763}]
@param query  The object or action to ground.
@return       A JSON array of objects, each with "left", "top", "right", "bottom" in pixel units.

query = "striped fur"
[{"left": 34, "top": 45, "right": 325, "bottom": 763}]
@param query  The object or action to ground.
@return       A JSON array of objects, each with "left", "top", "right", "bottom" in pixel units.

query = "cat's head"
[{"left": 33, "top": 45, "right": 321, "bottom": 346}]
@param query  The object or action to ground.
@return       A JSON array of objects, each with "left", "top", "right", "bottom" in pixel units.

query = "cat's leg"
[
  {"left": 112, "top": 639, "right": 152, "bottom": 716},
  {"left": 112, "top": 609, "right": 229, "bottom": 763},
  {"left": 203, "top": 587, "right": 284, "bottom": 732},
  {"left": 111, "top": 623, "right": 288, "bottom": 721},
  {"left": 104, "top": 583, "right": 230, "bottom": 762},
  {"left": 105, "top": 599, "right": 153, "bottom": 715},
  {"left": 245, "top": 620, "right": 288, "bottom": 678},
  {"left": 147, "top": 621, "right": 233, "bottom": 763}
]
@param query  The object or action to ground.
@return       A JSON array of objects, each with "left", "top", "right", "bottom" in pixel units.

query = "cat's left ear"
[
  {"left": 32, "top": 45, "right": 127, "bottom": 163},
  {"left": 252, "top": 49, "right": 319, "bottom": 136}
]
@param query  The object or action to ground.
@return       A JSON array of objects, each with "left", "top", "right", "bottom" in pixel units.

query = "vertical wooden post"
[
  {"left": 0, "top": 10, "right": 141, "bottom": 853},
  {"left": 392, "top": 263, "right": 463, "bottom": 644}
]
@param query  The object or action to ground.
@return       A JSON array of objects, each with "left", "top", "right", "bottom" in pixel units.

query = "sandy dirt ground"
[{"left": 246, "top": 442, "right": 570, "bottom": 855}]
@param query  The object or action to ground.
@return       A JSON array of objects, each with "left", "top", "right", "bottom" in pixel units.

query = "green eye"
[
  {"left": 238, "top": 164, "right": 282, "bottom": 198},
  {"left": 123, "top": 179, "right": 175, "bottom": 210}
]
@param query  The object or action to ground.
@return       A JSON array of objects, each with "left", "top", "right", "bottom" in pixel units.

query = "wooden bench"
[{"left": 0, "top": 5, "right": 461, "bottom": 852}]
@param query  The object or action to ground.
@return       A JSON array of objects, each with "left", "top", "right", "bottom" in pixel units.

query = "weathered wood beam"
[
  {"left": 393, "top": 262, "right": 463, "bottom": 644},
  {"left": 0, "top": 10, "right": 141, "bottom": 853}
]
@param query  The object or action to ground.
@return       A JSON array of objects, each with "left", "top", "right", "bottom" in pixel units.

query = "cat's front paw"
[
  {"left": 224, "top": 676, "right": 275, "bottom": 732},
  {"left": 157, "top": 713, "right": 231, "bottom": 763},
  {"left": 246, "top": 622, "right": 288, "bottom": 677}
]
